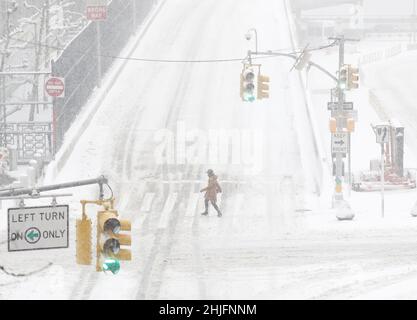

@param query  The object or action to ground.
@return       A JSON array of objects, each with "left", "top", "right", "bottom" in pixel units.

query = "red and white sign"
[
  {"left": 86, "top": 6, "right": 107, "bottom": 21},
  {"left": 45, "top": 77, "right": 65, "bottom": 98}
]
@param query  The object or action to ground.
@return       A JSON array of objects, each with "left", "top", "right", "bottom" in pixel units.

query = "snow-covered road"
[
  {"left": 3, "top": 0, "right": 417, "bottom": 300},
  {"left": 58, "top": 0, "right": 320, "bottom": 300}
]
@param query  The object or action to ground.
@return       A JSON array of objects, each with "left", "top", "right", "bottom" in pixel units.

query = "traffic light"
[
  {"left": 346, "top": 118, "right": 355, "bottom": 132},
  {"left": 348, "top": 66, "right": 359, "bottom": 90},
  {"left": 241, "top": 67, "right": 256, "bottom": 102},
  {"left": 76, "top": 216, "right": 92, "bottom": 265},
  {"left": 257, "top": 74, "right": 270, "bottom": 100},
  {"left": 97, "top": 209, "right": 131, "bottom": 274},
  {"left": 339, "top": 65, "right": 348, "bottom": 90},
  {"left": 329, "top": 118, "right": 337, "bottom": 133}
]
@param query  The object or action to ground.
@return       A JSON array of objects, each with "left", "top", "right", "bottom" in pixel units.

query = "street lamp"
[{"left": 245, "top": 28, "right": 258, "bottom": 53}]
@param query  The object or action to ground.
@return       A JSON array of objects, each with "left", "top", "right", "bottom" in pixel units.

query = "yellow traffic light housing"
[
  {"left": 346, "top": 118, "right": 355, "bottom": 132},
  {"left": 257, "top": 74, "right": 270, "bottom": 100},
  {"left": 76, "top": 216, "right": 92, "bottom": 265},
  {"left": 240, "top": 74, "right": 244, "bottom": 100},
  {"left": 348, "top": 66, "right": 359, "bottom": 90},
  {"left": 97, "top": 209, "right": 131, "bottom": 272},
  {"left": 329, "top": 118, "right": 337, "bottom": 133}
]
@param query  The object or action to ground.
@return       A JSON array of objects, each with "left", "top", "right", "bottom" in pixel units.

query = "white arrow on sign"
[{"left": 331, "top": 132, "right": 349, "bottom": 154}]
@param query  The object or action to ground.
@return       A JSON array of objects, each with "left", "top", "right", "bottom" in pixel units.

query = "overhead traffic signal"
[
  {"left": 339, "top": 65, "right": 348, "bottom": 90},
  {"left": 97, "top": 209, "right": 131, "bottom": 274},
  {"left": 347, "top": 66, "right": 359, "bottom": 90},
  {"left": 257, "top": 74, "right": 270, "bottom": 100},
  {"left": 241, "top": 67, "right": 256, "bottom": 102},
  {"left": 76, "top": 216, "right": 92, "bottom": 265}
]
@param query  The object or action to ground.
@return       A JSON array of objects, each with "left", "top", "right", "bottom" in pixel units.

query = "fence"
[
  {"left": 52, "top": 0, "right": 157, "bottom": 150},
  {"left": 0, "top": 121, "right": 53, "bottom": 163}
]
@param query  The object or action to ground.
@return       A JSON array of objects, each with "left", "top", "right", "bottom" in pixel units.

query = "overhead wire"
[{"left": 6, "top": 35, "right": 339, "bottom": 64}]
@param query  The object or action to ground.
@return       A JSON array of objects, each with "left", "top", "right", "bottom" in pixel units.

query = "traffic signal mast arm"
[
  {"left": 247, "top": 50, "right": 338, "bottom": 83},
  {"left": 0, "top": 176, "right": 109, "bottom": 199}
]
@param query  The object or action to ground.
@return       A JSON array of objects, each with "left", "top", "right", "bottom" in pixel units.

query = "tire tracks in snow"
[{"left": 135, "top": 0, "right": 237, "bottom": 300}]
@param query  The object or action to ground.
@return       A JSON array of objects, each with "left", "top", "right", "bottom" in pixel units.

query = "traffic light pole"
[
  {"left": 247, "top": 50, "right": 338, "bottom": 83},
  {"left": 336, "top": 36, "right": 345, "bottom": 202},
  {"left": 329, "top": 36, "right": 358, "bottom": 219},
  {"left": 0, "top": 176, "right": 109, "bottom": 199}
]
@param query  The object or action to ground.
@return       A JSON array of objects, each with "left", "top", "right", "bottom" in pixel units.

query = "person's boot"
[
  {"left": 201, "top": 211, "right": 208, "bottom": 216},
  {"left": 217, "top": 211, "right": 222, "bottom": 218}
]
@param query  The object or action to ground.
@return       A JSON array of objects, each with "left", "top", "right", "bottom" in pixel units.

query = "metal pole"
[
  {"left": 348, "top": 132, "right": 351, "bottom": 196},
  {"left": 52, "top": 97, "right": 56, "bottom": 156},
  {"left": 132, "top": 0, "right": 137, "bottom": 35},
  {"left": 413, "top": 0, "right": 417, "bottom": 43},
  {"left": 335, "top": 36, "right": 345, "bottom": 201},
  {"left": 0, "top": 176, "right": 108, "bottom": 197},
  {"left": 96, "top": 21, "right": 102, "bottom": 88},
  {"left": 247, "top": 28, "right": 258, "bottom": 53},
  {"left": 381, "top": 143, "right": 385, "bottom": 218},
  {"left": 251, "top": 51, "right": 338, "bottom": 83}
]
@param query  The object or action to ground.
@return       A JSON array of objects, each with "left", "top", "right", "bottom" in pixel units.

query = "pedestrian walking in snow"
[{"left": 200, "top": 169, "right": 222, "bottom": 217}]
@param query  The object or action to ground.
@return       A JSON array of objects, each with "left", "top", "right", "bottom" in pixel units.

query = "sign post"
[
  {"left": 374, "top": 124, "right": 390, "bottom": 218},
  {"left": 45, "top": 76, "right": 65, "bottom": 155},
  {"left": 86, "top": 0, "right": 108, "bottom": 88},
  {"left": 8, "top": 205, "right": 69, "bottom": 252}
]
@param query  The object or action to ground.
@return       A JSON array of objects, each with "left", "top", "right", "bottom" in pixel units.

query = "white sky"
[{"left": 304, "top": 0, "right": 416, "bottom": 16}]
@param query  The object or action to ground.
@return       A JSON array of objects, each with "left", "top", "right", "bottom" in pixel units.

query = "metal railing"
[{"left": 52, "top": 0, "right": 157, "bottom": 150}]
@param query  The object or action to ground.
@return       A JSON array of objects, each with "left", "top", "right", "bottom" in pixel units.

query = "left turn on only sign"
[{"left": 8, "top": 205, "right": 69, "bottom": 252}]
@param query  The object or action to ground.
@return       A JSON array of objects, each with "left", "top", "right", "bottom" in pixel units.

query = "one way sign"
[
  {"left": 331, "top": 132, "right": 349, "bottom": 154},
  {"left": 374, "top": 125, "right": 390, "bottom": 144}
]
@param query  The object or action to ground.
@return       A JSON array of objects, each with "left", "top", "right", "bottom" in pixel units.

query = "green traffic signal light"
[
  {"left": 243, "top": 92, "right": 256, "bottom": 102},
  {"left": 339, "top": 68, "right": 348, "bottom": 90},
  {"left": 102, "top": 258, "right": 121, "bottom": 275},
  {"left": 243, "top": 70, "right": 256, "bottom": 102}
]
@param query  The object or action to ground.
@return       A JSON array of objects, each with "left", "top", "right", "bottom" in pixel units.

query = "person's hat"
[{"left": 207, "top": 169, "right": 214, "bottom": 175}]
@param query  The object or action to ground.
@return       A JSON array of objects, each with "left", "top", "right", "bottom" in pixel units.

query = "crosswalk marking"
[
  {"left": 186, "top": 193, "right": 200, "bottom": 217},
  {"left": 132, "top": 212, "right": 148, "bottom": 229},
  {"left": 233, "top": 193, "right": 244, "bottom": 216},
  {"left": 158, "top": 193, "right": 178, "bottom": 229},
  {"left": 140, "top": 193, "right": 156, "bottom": 213}
]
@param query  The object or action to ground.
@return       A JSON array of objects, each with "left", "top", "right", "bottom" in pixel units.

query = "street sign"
[
  {"left": 8, "top": 205, "right": 69, "bottom": 252},
  {"left": 86, "top": 0, "right": 107, "bottom": 21},
  {"left": 45, "top": 77, "right": 65, "bottom": 98},
  {"left": 327, "top": 102, "right": 353, "bottom": 111},
  {"left": 331, "top": 132, "right": 349, "bottom": 154},
  {"left": 375, "top": 125, "right": 390, "bottom": 144}
]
